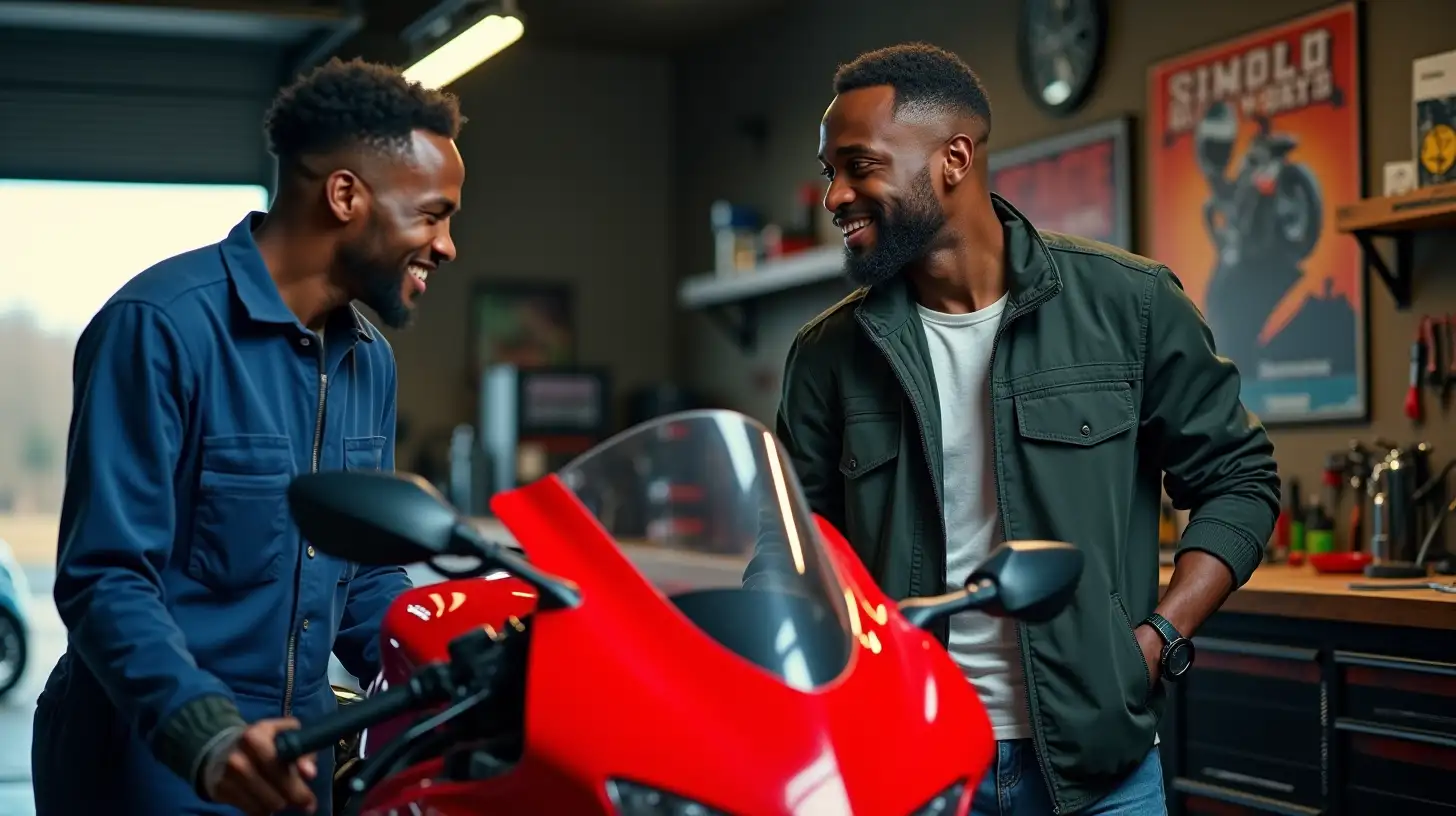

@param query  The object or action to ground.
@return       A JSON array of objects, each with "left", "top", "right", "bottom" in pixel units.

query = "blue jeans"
[{"left": 972, "top": 740, "right": 1167, "bottom": 815}]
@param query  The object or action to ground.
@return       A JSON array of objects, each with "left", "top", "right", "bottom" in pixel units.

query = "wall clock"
[{"left": 1017, "top": 0, "right": 1108, "bottom": 118}]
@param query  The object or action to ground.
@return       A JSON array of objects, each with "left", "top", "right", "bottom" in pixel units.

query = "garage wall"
[
  {"left": 0, "top": 29, "right": 283, "bottom": 186},
  {"left": 0, "top": 29, "right": 679, "bottom": 475},
  {"left": 366, "top": 42, "right": 677, "bottom": 470},
  {"left": 673, "top": 0, "right": 1456, "bottom": 492}
]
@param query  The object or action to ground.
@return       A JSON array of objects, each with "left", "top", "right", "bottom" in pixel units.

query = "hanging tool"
[
  {"left": 1446, "top": 314, "right": 1456, "bottom": 393},
  {"left": 1425, "top": 315, "right": 1444, "bottom": 390},
  {"left": 1407, "top": 318, "right": 1428, "bottom": 422},
  {"left": 1346, "top": 441, "right": 1372, "bottom": 550},
  {"left": 1322, "top": 453, "right": 1347, "bottom": 550}
]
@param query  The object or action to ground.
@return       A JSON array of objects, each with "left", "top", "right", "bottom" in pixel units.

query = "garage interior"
[{"left": 2, "top": 0, "right": 1456, "bottom": 814}]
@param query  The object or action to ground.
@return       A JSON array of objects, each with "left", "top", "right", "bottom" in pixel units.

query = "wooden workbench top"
[{"left": 1160, "top": 563, "right": 1456, "bottom": 631}]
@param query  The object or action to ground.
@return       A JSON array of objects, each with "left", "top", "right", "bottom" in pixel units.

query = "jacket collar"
[
  {"left": 220, "top": 212, "right": 375, "bottom": 342},
  {"left": 855, "top": 192, "right": 1062, "bottom": 335}
]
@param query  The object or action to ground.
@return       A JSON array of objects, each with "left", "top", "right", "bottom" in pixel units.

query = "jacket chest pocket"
[
  {"left": 1014, "top": 381, "right": 1137, "bottom": 447},
  {"left": 188, "top": 435, "right": 295, "bottom": 593},
  {"left": 838, "top": 414, "right": 901, "bottom": 567},
  {"left": 1013, "top": 382, "right": 1138, "bottom": 513}
]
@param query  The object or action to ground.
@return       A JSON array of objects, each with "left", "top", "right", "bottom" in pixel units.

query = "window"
[{"left": 0, "top": 179, "right": 267, "bottom": 561}]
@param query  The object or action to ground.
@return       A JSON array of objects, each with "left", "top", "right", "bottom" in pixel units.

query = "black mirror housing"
[
  {"left": 289, "top": 471, "right": 459, "bottom": 566},
  {"left": 967, "top": 540, "right": 1083, "bottom": 623}
]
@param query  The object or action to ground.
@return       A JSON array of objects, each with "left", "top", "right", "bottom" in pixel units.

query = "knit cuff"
[{"left": 1177, "top": 518, "right": 1264, "bottom": 587}]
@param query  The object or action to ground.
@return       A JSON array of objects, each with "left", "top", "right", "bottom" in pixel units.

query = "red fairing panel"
[
  {"left": 361, "top": 474, "right": 990, "bottom": 815},
  {"left": 365, "top": 576, "right": 539, "bottom": 756}
]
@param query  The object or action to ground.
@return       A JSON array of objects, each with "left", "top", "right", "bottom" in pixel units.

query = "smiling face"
[
  {"left": 332, "top": 129, "right": 465, "bottom": 328},
  {"left": 818, "top": 86, "right": 950, "bottom": 288}
]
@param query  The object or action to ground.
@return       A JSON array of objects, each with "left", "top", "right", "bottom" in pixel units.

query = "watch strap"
[{"left": 1143, "top": 612, "right": 1183, "bottom": 647}]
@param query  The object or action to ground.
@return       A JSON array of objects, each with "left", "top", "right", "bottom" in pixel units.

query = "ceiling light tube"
[{"left": 402, "top": 0, "right": 524, "bottom": 90}]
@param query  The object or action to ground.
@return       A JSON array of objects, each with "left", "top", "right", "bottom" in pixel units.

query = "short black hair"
[
  {"left": 834, "top": 43, "right": 992, "bottom": 137},
  {"left": 264, "top": 57, "right": 465, "bottom": 166}
]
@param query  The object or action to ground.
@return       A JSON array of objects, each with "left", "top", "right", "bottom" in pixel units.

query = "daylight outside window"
[{"left": 0, "top": 179, "right": 268, "bottom": 565}]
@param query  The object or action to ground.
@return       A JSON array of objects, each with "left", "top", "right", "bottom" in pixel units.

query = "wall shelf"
[
  {"left": 677, "top": 245, "right": 844, "bottom": 352},
  {"left": 1335, "top": 184, "right": 1456, "bottom": 310}
]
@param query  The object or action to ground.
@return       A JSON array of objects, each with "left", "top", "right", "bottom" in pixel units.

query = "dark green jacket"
[{"left": 775, "top": 195, "right": 1279, "bottom": 813}]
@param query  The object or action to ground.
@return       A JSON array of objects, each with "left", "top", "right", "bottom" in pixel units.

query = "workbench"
[{"left": 1158, "top": 564, "right": 1456, "bottom": 815}]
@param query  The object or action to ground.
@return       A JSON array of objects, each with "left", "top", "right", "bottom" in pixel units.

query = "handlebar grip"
[{"left": 275, "top": 681, "right": 422, "bottom": 763}]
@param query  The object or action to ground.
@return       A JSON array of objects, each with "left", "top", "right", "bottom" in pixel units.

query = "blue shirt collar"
[{"left": 220, "top": 212, "right": 374, "bottom": 343}]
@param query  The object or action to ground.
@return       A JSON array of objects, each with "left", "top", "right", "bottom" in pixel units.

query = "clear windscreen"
[{"left": 557, "top": 410, "right": 852, "bottom": 691}]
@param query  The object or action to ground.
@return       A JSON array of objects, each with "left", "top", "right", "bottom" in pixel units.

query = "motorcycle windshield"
[{"left": 557, "top": 409, "right": 853, "bottom": 692}]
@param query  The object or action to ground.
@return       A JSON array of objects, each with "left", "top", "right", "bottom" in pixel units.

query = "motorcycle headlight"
[
  {"left": 605, "top": 778, "right": 727, "bottom": 816},
  {"left": 909, "top": 781, "right": 967, "bottom": 816}
]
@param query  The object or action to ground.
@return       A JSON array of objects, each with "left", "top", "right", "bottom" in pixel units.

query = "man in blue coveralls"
[{"left": 32, "top": 58, "right": 466, "bottom": 816}]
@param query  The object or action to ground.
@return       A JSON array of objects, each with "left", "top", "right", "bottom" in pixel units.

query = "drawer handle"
[{"left": 1171, "top": 778, "right": 1320, "bottom": 815}]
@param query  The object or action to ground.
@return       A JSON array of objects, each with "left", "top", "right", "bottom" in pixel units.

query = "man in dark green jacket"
[{"left": 776, "top": 44, "right": 1280, "bottom": 814}]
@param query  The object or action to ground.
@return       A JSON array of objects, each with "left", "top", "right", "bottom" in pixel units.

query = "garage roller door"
[{"left": 0, "top": 29, "right": 283, "bottom": 188}]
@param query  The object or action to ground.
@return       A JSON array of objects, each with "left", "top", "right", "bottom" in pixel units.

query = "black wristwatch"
[{"left": 1142, "top": 612, "right": 1195, "bottom": 681}]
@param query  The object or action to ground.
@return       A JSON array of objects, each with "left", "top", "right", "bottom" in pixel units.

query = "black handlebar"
[{"left": 275, "top": 667, "right": 450, "bottom": 763}]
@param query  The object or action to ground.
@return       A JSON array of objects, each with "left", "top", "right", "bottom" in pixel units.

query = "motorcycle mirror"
[
  {"left": 966, "top": 540, "right": 1083, "bottom": 623},
  {"left": 289, "top": 471, "right": 461, "bottom": 566},
  {"left": 897, "top": 540, "right": 1083, "bottom": 630}
]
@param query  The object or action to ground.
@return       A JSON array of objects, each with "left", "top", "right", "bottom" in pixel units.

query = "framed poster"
[
  {"left": 989, "top": 117, "right": 1133, "bottom": 249},
  {"left": 1147, "top": 3, "right": 1366, "bottom": 425},
  {"left": 468, "top": 281, "right": 575, "bottom": 377}
]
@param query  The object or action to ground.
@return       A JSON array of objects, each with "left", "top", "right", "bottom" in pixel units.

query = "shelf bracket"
[
  {"left": 1353, "top": 229, "right": 1413, "bottom": 310},
  {"left": 702, "top": 301, "right": 759, "bottom": 354}
]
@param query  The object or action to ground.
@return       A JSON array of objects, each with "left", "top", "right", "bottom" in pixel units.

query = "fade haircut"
[
  {"left": 264, "top": 57, "right": 465, "bottom": 172},
  {"left": 833, "top": 43, "right": 992, "bottom": 141}
]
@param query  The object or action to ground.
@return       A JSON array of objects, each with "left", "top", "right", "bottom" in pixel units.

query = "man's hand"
[
  {"left": 205, "top": 718, "right": 318, "bottom": 816},
  {"left": 1135, "top": 624, "right": 1163, "bottom": 689}
]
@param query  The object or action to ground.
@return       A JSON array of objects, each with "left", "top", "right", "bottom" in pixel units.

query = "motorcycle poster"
[{"left": 1147, "top": 2, "right": 1365, "bottom": 424}]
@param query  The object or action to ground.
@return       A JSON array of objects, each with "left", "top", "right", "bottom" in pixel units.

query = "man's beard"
[
  {"left": 843, "top": 168, "right": 946, "bottom": 288},
  {"left": 339, "top": 232, "right": 414, "bottom": 330}
]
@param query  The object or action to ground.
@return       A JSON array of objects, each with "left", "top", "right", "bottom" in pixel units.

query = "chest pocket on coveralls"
[
  {"left": 336, "top": 435, "right": 387, "bottom": 583},
  {"left": 189, "top": 434, "right": 295, "bottom": 592}
]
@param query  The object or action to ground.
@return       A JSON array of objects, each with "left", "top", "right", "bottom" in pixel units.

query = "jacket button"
[
  {"left": 1080, "top": 424, "right": 1091, "bottom": 436},
  {"left": 302, "top": 619, "right": 310, "bottom": 631},
  {"left": 848, "top": 458, "right": 858, "bottom": 470},
  {"left": 299, "top": 336, "right": 311, "bottom": 347},
  {"left": 306, "top": 545, "right": 316, "bottom": 559}
]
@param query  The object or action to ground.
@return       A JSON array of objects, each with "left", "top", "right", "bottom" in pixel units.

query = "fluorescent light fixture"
[{"left": 402, "top": 0, "right": 524, "bottom": 90}]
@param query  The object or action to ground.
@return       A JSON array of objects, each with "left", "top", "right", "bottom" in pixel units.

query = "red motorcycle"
[{"left": 278, "top": 410, "right": 1083, "bottom": 815}]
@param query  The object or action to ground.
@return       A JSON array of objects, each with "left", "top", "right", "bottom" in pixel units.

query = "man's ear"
[
  {"left": 324, "top": 169, "right": 367, "bottom": 224},
  {"left": 942, "top": 133, "right": 976, "bottom": 188}
]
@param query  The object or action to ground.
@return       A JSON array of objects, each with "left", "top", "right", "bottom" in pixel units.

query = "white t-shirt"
[{"left": 916, "top": 294, "right": 1031, "bottom": 741}]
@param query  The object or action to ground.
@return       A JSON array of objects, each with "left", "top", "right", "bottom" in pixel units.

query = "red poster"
[{"left": 989, "top": 118, "right": 1132, "bottom": 249}]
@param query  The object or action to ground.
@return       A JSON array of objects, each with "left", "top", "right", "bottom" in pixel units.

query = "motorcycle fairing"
[{"left": 361, "top": 474, "right": 988, "bottom": 815}]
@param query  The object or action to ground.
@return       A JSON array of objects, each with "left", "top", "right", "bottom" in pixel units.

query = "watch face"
[
  {"left": 1017, "top": 0, "right": 1108, "bottom": 117},
  {"left": 1166, "top": 639, "right": 1195, "bottom": 677}
]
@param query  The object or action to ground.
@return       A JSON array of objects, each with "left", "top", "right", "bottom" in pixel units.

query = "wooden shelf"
[
  {"left": 1335, "top": 184, "right": 1456, "bottom": 309},
  {"left": 677, "top": 245, "right": 846, "bottom": 352},
  {"left": 1335, "top": 184, "right": 1456, "bottom": 233}
]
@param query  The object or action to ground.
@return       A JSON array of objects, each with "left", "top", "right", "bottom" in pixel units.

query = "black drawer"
[
  {"left": 1186, "top": 638, "right": 1321, "bottom": 712},
  {"left": 1339, "top": 719, "right": 1456, "bottom": 804},
  {"left": 1346, "top": 785, "right": 1456, "bottom": 815},
  {"left": 1182, "top": 744, "right": 1322, "bottom": 809},
  {"left": 1184, "top": 698, "right": 1320, "bottom": 765},
  {"left": 1335, "top": 651, "right": 1456, "bottom": 737}
]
